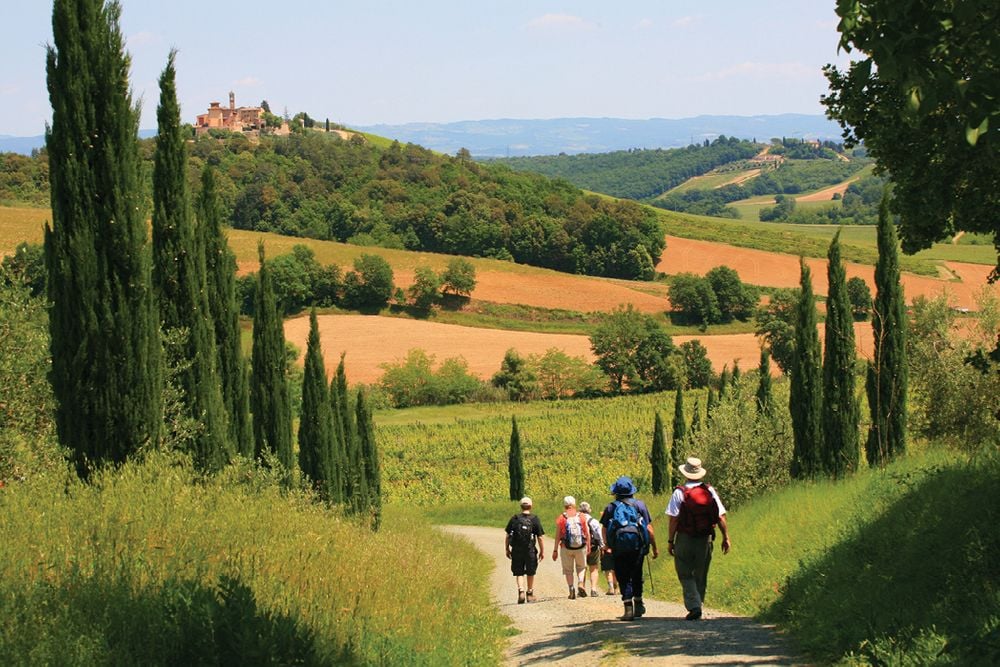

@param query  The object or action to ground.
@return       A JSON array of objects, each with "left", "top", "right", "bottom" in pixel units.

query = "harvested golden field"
[
  {"left": 284, "top": 314, "right": 875, "bottom": 384},
  {"left": 659, "top": 236, "right": 998, "bottom": 311}
]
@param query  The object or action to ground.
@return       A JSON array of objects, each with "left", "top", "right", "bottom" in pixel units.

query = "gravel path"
[{"left": 443, "top": 525, "right": 803, "bottom": 666}]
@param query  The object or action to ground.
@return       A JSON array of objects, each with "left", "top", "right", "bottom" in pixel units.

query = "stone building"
[{"left": 194, "top": 92, "right": 289, "bottom": 137}]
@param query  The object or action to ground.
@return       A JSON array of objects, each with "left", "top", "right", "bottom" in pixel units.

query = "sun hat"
[
  {"left": 563, "top": 495, "right": 576, "bottom": 507},
  {"left": 679, "top": 457, "right": 708, "bottom": 480},
  {"left": 519, "top": 496, "right": 533, "bottom": 507},
  {"left": 609, "top": 476, "right": 637, "bottom": 497},
  {"left": 578, "top": 501, "right": 591, "bottom": 513}
]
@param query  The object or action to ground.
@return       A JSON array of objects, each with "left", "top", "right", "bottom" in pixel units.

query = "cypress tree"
[
  {"left": 356, "top": 386, "right": 382, "bottom": 530},
  {"left": 790, "top": 258, "right": 823, "bottom": 478},
  {"left": 336, "top": 356, "right": 366, "bottom": 512},
  {"left": 327, "top": 374, "right": 347, "bottom": 503},
  {"left": 44, "top": 0, "right": 161, "bottom": 478},
  {"left": 198, "top": 165, "right": 252, "bottom": 456},
  {"left": 689, "top": 396, "right": 702, "bottom": 434},
  {"left": 650, "top": 411, "right": 668, "bottom": 494},
  {"left": 250, "top": 242, "right": 293, "bottom": 471},
  {"left": 866, "top": 196, "right": 908, "bottom": 465},
  {"left": 670, "top": 388, "right": 687, "bottom": 489},
  {"left": 823, "top": 231, "right": 860, "bottom": 477},
  {"left": 706, "top": 387, "right": 718, "bottom": 420},
  {"left": 731, "top": 360, "right": 741, "bottom": 386},
  {"left": 508, "top": 416, "right": 525, "bottom": 501},
  {"left": 718, "top": 364, "right": 730, "bottom": 400},
  {"left": 151, "top": 53, "right": 230, "bottom": 471},
  {"left": 756, "top": 347, "right": 773, "bottom": 416},
  {"left": 298, "top": 309, "right": 334, "bottom": 496}
]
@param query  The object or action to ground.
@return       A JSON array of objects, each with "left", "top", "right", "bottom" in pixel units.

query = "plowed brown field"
[{"left": 285, "top": 314, "right": 875, "bottom": 384}]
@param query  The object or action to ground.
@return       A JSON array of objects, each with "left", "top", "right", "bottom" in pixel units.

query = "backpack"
[
  {"left": 562, "top": 513, "right": 585, "bottom": 549},
  {"left": 509, "top": 514, "right": 536, "bottom": 549},
  {"left": 586, "top": 516, "right": 604, "bottom": 552},
  {"left": 608, "top": 499, "right": 649, "bottom": 554},
  {"left": 677, "top": 483, "right": 720, "bottom": 538}
]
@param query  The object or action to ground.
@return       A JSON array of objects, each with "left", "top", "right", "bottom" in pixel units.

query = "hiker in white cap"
[
  {"left": 665, "top": 457, "right": 731, "bottom": 620},
  {"left": 505, "top": 496, "right": 545, "bottom": 604},
  {"left": 552, "top": 495, "right": 591, "bottom": 599}
]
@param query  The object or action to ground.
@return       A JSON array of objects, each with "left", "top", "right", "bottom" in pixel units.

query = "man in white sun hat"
[{"left": 665, "top": 457, "right": 731, "bottom": 621}]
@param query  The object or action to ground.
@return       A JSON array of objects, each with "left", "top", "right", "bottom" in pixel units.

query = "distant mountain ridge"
[
  {"left": 354, "top": 114, "right": 844, "bottom": 157},
  {"left": 0, "top": 129, "right": 157, "bottom": 155}
]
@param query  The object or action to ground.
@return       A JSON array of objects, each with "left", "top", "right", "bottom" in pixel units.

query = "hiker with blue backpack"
[
  {"left": 552, "top": 496, "right": 591, "bottom": 599},
  {"left": 665, "top": 457, "right": 731, "bottom": 621},
  {"left": 600, "top": 476, "right": 659, "bottom": 620}
]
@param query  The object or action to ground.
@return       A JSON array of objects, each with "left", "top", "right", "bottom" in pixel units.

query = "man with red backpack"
[{"left": 665, "top": 457, "right": 731, "bottom": 621}]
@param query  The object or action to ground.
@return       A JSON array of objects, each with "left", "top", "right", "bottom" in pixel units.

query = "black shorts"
[
  {"left": 600, "top": 551, "right": 615, "bottom": 571},
  {"left": 511, "top": 548, "right": 538, "bottom": 576}
]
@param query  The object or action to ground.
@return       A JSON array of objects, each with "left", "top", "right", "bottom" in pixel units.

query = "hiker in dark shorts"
[
  {"left": 665, "top": 457, "right": 730, "bottom": 620},
  {"left": 600, "top": 476, "right": 658, "bottom": 620},
  {"left": 505, "top": 496, "right": 545, "bottom": 603}
]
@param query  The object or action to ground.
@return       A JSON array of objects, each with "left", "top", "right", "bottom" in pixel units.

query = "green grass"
[
  {"left": 642, "top": 446, "right": 1000, "bottom": 664},
  {"left": 0, "top": 453, "right": 509, "bottom": 665},
  {"left": 664, "top": 167, "right": 762, "bottom": 195}
]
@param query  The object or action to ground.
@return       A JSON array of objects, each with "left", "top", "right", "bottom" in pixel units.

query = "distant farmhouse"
[{"left": 194, "top": 92, "right": 289, "bottom": 138}]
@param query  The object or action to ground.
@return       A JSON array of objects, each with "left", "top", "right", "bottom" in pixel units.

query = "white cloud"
[
  {"left": 691, "top": 61, "right": 817, "bottom": 82},
  {"left": 127, "top": 31, "right": 161, "bottom": 48},
  {"left": 0, "top": 84, "right": 18, "bottom": 96},
  {"left": 635, "top": 18, "right": 654, "bottom": 30},
  {"left": 525, "top": 14, "right": 594, "bottom": 32},
  {"left": 671, "top": 15, "right": 701, "bottom": 29},
  {"left": 233, "top": 76, "right": 262, "bottom": 88}
]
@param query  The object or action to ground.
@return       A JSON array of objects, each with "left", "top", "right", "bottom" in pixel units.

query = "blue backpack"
[{"left": 608, "top": 499, "right": 649, "bottom": 554}]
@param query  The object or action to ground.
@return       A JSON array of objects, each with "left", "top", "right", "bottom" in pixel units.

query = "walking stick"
[{"left": 646, "top": 554, "right": 655, "bottom": 595}]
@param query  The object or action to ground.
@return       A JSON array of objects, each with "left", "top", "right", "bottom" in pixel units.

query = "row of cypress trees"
[
  {"left": 44, "top": 0, "right": 381, "bottom": 523},
  {"left": 789, "top": 200, "right": 907, "bottom": 479}
]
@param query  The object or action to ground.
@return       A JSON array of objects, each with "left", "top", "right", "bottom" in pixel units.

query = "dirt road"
[{"left": 443, "top": 526, "right": 801, "bottom": 666}]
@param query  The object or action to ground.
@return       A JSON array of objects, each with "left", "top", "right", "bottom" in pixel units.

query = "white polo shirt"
[{"left": 665, "top": 481, "right": 727, "bottom": 517}]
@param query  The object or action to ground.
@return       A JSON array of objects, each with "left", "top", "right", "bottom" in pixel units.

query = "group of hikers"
[{"left": 504, "top": 456, "right": 730, "bottom": 621}]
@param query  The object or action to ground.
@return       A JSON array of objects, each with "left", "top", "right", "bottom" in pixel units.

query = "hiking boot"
[
  {"left": 526, "top": 590, "right": 535, "bottom": 603},
  {"left": 590, "top": 590, "right": 599, "bottom": 598},
  {"left": 634, "top": 599, "right": 645, "bottom": 618},
  {"left": 577, "top": 587, "right": 587, "bottom": 599},
  {"left": 517, "top": 590, "right": 525, "bottom": 604},
  {"left": 606, "top": 588, "right": 615, "bottom": 596},
  {"left": 685, "top": 607, "right": 702, "bottom": 621},
  {"left": 623, "top": 599, "right": 634, "bottom": 621},
  {"left": 569, "top": 588, "right": 576, "bottom": 600}
]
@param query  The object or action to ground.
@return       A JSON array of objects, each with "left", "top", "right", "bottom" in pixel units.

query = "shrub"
[
  {"left": 378, "top": 349, "right": 487, "bottom": 408},
  {"left": 668, "top": 273, "right": 720, "bottom": 326},
  {"left": 441, "top": 257, "right": 477, "bottom": 297},
  {"left": 679, "top": 340, "right": 713, "bottom": 389},
  {"left": 408, "top": 266, "right": 441, "bottom": 312},
  {"left": 344, "top": 254, "right": 394, "bottom": 312}
]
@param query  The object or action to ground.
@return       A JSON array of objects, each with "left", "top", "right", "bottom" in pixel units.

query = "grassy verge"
[
  {"left": 0, "top": 453, "right": 508, "bottom": 665},
  {"left": 645, "top": 446, "right": 999, "bottom": 664}
]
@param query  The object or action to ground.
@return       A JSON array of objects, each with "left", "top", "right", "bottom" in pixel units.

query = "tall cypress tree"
[
  {"left": 336, "top": 356, "right": 366, "bottom": 512},
  {"left": 718, "top": 364, "right": 730, "bottom": 400},
  {"left": 790, "top": 258, "right": 823, "bottom": 478},
  {"left": 356, "top": 386, "right": 382, "bottom": 530},
  {"left": 706, "top": 387, "right": 718, "bottom": 421},
  {"left": 197, "top": 165, "right": 251, "bottom": 456},
  {"left": 151, "top": 52, "right": 229, "bottom": 471},
  {"left": 327, "top": 374, "right": 347, "bottom": 504},
  {"left": 250, "top": 242, "right": 293, "bottom": 471},
  {"left": 689, "top": 396, "right": 702, "bottom": 434},
  {"left": 866, "top": 196, "right": 908, "bottom": 465},
  {"left": 508, "top": 416, "right": 525, "bottom": 501},
  {"left": 823, "top": 231, "right": 860, "bottom": 477},
  {"left": 650, "top": 411, "right": 668, "bottom": 494},
  {"left": 731, "top": 360, "right": 741, "bottom": 386},
  {"left": 756, "top": 347, "right": 773, "bottom": 416},
  {"left": 671, "top": 388, "right": 687, "bottom": 488},
  {"left": 45, "top": 0, "right": 161, "bottom": 478},
  {"left": 298, "top": 309, "right": 334, "bottom": 496}
]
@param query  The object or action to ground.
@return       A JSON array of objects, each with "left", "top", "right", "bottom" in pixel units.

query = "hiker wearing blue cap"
[{"left": 599, "top": 476, "right": 659, "bottom": 620}]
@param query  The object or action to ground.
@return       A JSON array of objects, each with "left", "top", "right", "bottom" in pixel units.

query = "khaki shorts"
[
  {"left": 560, "top": 547, "right": 587, "bottom": 576},
  {"left": 586, "top": 547, "right": 601, "bottom": 567}
]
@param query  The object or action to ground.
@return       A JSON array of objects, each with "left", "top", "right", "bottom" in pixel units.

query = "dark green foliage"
[
  {"left": 197, "top": 166, "right": 252, "bottom": 456},
  {"left": 668, "top": 273, "right": 721, "bottom": 326},
  {"left": 336, "top": 357, "right": 367, "bottom": 514},
  {"left": 500, "top": 136, "right": 761, "bottom": 200},
  {"left": 866, "top": 197, "right": 908, "bottom": 465},
  {"left": 706, "top": 387, "right": 718, "bottom": 421},
  {"left": 824, "top": 0, "right": 1000, "bottom": 279},
  {"left": 670, "top": 388, "right": 687, "bottom": 489},
  {"left": 492, "top": 349, "right": 538, "bottom": 402},
  {"left": 262, "top": 246, "right": 341, "bottom": 316},
  {"left": 650, "top": 411, "right": 668, "bottom": 494},
  {"left": 508, "top": 416, "right": 525, "bottom": 501},
  {"left": 344, "top": 254, "right": 394, "bottom": 312},
  {"left": 689, "top": 396, "right": 702, "bottom": 435},
  {"left": 1, "top": 243, "right": 46, "bottom": 297},
  {"left": 759, "top": 194, "right": 797, "bottom": 222},
  {"left": 846, "top": 276, "right": 872, "bottom": 321},
  {"left": 590, "top": 305, "right": 677, "bottom": 392},
  {"left": 250, "top": 243, "right": 293, "bottom": 471},
  {"left": 756, "top": 347, "right": 773, "bottom": 416},
  {"left": 790, "top": 259, "right": 823, "bottom": 478},
  {"left": 298, "top": 309, "right": 334, "bottom": 498},
  {"left": 407, "top": 266, "right": 441, "bottom": 312},
  {"left": 731, "top": 360, "right": 741, "bottom": 384},
  {"left": 355, "top": 386, "right": 382, "bottom": 530},
  {"left": 151, "top": 53, "right": 230, "bottom": 471},
  {"left": 679, "top": 340, "right": 713, "bottom": 388},
  {"left": 441, "top": 257, "right": 477, "bottom": 297},
  {"left": 718, "top": 364, "right": 731, "bottom": 400},
  {"left": 326, "top": 373, "right": 346, "bottom": 504},
  {"left": 822, "top": 232, "right": 860, "bottom": 477},
  {"left": 755, "top": 288, "right": 799, "bottom": 374},
  {"left": 44, "top": 0, "right": 162, "bottom": 478}
]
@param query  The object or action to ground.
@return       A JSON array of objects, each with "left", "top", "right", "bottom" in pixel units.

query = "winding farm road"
[{"left": 443, "top": 526, "right": 801, "bottom": 666}]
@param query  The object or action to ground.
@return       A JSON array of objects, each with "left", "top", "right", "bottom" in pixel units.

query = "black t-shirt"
[{"left": 505, "top": 513, "right": 544, "bottom": 551}]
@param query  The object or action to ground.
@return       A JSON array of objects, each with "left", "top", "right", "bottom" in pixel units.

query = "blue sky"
[{"left": 1, "top": 1, "right": 853, "bottom": 136}]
